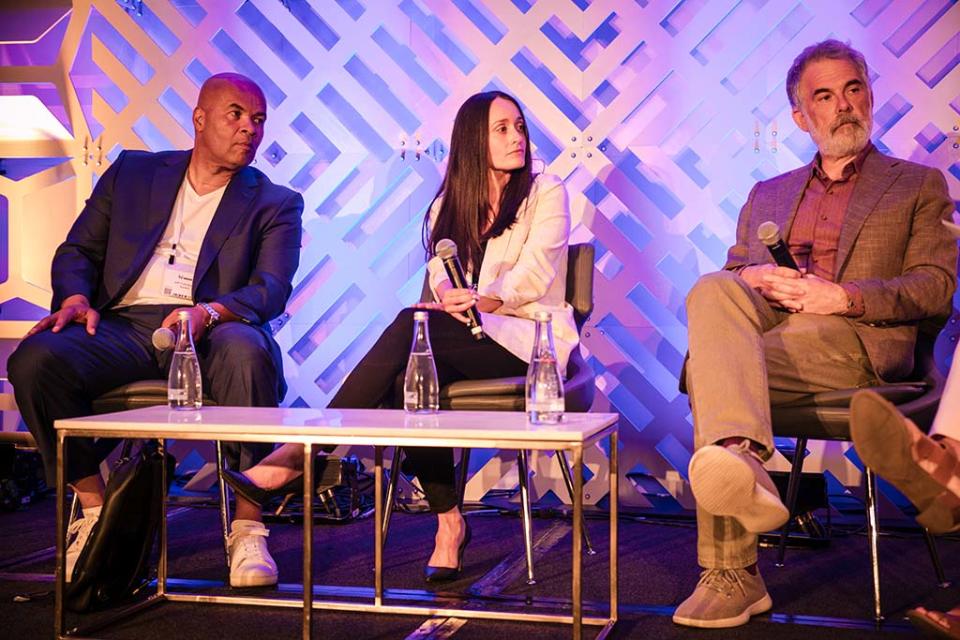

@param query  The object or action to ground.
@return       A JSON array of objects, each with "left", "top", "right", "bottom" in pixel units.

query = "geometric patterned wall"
[{"left": 1, "top": 0, "right": 958, "bottom": 512}]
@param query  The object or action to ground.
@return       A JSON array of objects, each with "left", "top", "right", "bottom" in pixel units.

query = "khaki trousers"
[{"left": 685, "top": 271, "right": 879, "bottom": 568}]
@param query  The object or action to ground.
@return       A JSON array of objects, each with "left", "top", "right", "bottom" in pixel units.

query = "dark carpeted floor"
[{"left": 1, "top": 495, "right": 958, "bottom": 639}]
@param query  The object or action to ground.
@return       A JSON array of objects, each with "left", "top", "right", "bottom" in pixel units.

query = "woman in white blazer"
[{"left": 224, "top": 91, "right": 577, "bottom": 585}]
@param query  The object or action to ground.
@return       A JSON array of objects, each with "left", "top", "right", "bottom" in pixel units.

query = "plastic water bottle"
[
  {"left": 403, "top": 311, "right": 439, "bottom": 414},
  {"left": 526, "top": 311, "right": 564, "bottom": 424},
  {"left": 168, "top": 311, "right": 202, "bottom": 410}
]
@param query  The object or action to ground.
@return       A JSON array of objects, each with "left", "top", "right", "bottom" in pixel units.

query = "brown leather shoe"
[
  {"left": 850, "top": 390, "right": 960, "bottom": 533},
  {"left": 907, "top": 606, "right": 960, "bottom": 639}
]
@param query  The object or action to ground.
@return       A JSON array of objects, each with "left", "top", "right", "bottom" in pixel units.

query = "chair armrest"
[
  {"left": 440, "top": 346, "right": 595, "bottom": 412},
  {"left": 92, "top": 380, "right": 217, "bottom": 413},
  {"left": 775, "top": 382, "right": 927, "bottom": 408},
  {"left": 772, "top": 381, "right": 930, "bottom": 440},
  {"left": 442, "top": 377, "right": 524, "bottom": 399}
]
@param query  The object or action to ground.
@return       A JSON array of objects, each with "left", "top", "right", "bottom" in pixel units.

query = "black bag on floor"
[{"left": 65, "top": 440, "right": 175, "bottom": 612}]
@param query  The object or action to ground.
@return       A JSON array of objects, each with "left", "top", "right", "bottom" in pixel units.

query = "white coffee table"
[{"left": 54, "top": 406, "right": 619, "bottom": 639}]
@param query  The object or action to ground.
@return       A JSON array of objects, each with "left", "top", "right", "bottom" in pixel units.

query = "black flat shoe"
[
  {"left": 424, "top": 520, "right": 472, "bottom": 583},
  {"left": 221, "top": 468, "right": 303, "bottom": 507},
  {"left": 222, "top": 455, "right": 355, "bottom": 507}
]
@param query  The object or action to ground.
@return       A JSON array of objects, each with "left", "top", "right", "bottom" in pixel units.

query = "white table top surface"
[{"left": 55, "top": 406, "right": 619, "bottom": 444}]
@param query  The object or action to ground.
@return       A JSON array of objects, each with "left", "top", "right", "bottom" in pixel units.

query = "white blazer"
[{"left": 427, "top": 173, "right": 579, "bottom": 374}]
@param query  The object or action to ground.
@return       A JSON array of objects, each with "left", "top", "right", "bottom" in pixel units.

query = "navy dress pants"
[{"left": 8, "top": 305, "right": 285, "bottom": 485}]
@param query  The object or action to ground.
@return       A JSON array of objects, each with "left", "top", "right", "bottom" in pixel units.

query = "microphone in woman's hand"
[
  {"left": 757, "top": 221, "right": 800, "bottom": 272},
  {"left": 435, "top": 238, "right": 486, "bottom": 341}
]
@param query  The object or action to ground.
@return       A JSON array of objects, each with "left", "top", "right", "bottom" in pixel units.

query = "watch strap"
[{"left": 198, "top": 302, "right": 220, "bottom": 329}]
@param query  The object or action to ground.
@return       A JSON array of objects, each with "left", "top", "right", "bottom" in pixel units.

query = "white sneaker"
[
  {"left": 228, "top": 520, "right": 278, "bottom": 587},
  {"left": 65, "top": 512, "right": 99, "bottom": 583}
]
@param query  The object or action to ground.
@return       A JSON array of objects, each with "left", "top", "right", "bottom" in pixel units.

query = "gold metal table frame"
[{"left": 54, "top": 407, "right": 619, "bottom": 639}]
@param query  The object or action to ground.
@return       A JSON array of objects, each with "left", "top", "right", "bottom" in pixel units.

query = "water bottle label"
[
  {"left": 404, "top": 391, "right": 439, "bottom": 413},
  {"left": 168, "top": 389, "right": 188, "bottom": 401},
  {"left": 403, "top": 390, "right": 417, "bottom": 407}
]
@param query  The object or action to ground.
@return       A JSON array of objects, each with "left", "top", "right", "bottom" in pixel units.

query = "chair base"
[{"left": 760, "top": 513, "right": 830, "bottom": 553}]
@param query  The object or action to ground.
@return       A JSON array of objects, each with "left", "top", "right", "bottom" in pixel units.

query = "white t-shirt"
[{"left": 115, "top": 177, "right": 226, "bottom": 307}]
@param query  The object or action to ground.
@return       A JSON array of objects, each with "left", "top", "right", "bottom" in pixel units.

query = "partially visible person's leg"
[
  {"left": 907, "top": 605, "right": 960, "bottom": 639},
  {"left": 851, "top": 388, "right": 960, "bottom": 534},
  {"left": 851, "top": 364, "right": 960, "bottom": 635}
]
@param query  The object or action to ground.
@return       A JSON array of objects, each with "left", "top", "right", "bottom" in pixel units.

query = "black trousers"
[
  {"left": 8, "top": 305, "right": 285, "bottom": 485},
  {"left": 328, "top": 308, "right": 527, "bottom": 513}
]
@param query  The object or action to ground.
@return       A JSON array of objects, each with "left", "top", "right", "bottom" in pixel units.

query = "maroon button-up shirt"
[{"left": 786, "top": 143, "right": 874, "bottom": 316}]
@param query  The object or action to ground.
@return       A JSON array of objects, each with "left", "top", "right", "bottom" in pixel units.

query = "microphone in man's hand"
[
  {"left": 757, "top": 221, "right": 800, "bottom": 271},
  {"left": 435, "top": 238, "right": 485, "bottom": 341},
  {"left": 152, "top": 327, "right": 175, "bottom": 351}
]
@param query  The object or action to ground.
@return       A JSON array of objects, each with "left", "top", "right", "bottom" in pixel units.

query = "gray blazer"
[{"left": 725, "top": 146, "right": 957, "bottom": 380}]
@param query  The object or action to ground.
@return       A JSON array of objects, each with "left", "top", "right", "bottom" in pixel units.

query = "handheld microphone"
[
  {"left": 152, "top": 327, "right": 175, "bottom": 351},
  {"left": 435, "top": 238, "right": 485, "bottom": 341},
  {"left": 757, "top": 221, "right": 800, "bottom": 271}
]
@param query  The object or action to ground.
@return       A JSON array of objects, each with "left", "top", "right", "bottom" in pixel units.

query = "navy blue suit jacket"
[{"left": 51, "top": 149, "right": 303, "bottom": 326}]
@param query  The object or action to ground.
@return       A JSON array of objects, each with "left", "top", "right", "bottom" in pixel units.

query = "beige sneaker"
[
  {"left": 688, "top": 442, "right": 789, "bottom": 533},
  {"left": 228, "top": 520, "right": 278, "bottom": 587},
  {"left": 673, "top": 568, "right": 773, "bottom": 628}
]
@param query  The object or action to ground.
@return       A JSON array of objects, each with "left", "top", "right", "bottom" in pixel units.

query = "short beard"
[{"left": 811, "top": 114, "right": 872, "bottom": 158}]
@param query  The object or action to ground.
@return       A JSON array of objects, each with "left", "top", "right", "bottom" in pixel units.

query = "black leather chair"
[
  {"left": 382, "top": 243, "right": 596, "bottom": 584},
  {"left": 772, "top": 327, "right": 948, "bottom": 621}
]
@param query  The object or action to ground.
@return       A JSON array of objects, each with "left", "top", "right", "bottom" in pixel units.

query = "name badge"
[{"left": 162, "top": 263, "right": 194, "bottom": 301}]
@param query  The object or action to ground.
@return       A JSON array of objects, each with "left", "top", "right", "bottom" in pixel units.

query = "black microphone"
[
  {"left": 435, "top": 238, "right": 485, "bottom": 341},
  {"left": 152, "top": 327, "right": 175, "bottom": 351},
  {"left": 757, "top": 221, "right": 800, "bottom": 271}
]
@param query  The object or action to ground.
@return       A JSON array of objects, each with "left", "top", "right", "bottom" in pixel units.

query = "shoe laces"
[
  {"left": 697, "top": 569, "right": 747, "bottom": 598},
  {"left": 229, "top": 527, "right": 269, "bottom": 562},
  {"left": 67, "top": 515, "right": 97, "bottom": 549}
]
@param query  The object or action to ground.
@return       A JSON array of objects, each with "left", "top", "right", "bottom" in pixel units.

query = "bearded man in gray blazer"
[{"left": 673, "top": 40, "right": 957, "bottom": 629}]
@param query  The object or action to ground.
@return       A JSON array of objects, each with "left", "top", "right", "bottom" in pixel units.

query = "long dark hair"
[{"left": 424, "top": 91, "right": 536, "bottom": 273}]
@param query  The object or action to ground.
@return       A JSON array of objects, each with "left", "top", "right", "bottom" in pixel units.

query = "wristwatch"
[{"left": 197, "top": 302, "right": 221, "bottom": 329}]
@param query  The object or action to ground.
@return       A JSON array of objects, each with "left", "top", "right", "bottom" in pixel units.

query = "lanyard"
[{"left": 167, "top": 182, "right": 192, "bottom": 265}]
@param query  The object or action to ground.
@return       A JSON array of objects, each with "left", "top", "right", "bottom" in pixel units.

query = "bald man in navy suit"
[{"left": 8, "top": 73, "right": 301, "bottom": 588}]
